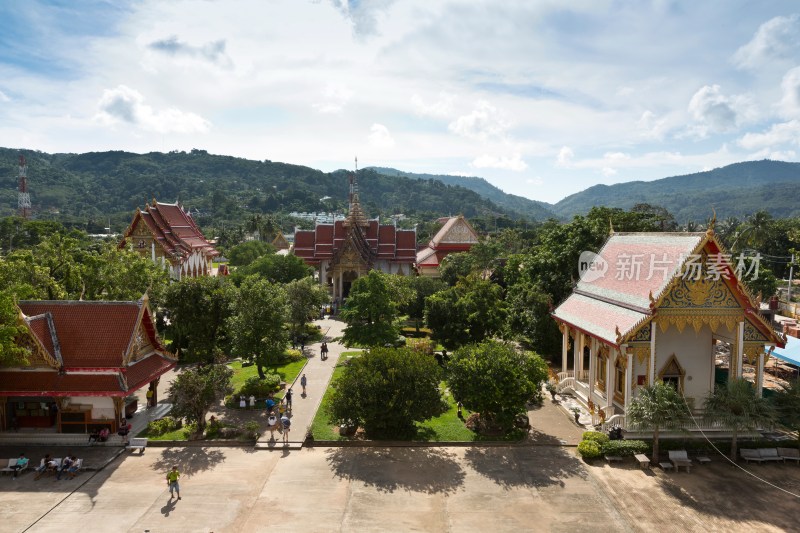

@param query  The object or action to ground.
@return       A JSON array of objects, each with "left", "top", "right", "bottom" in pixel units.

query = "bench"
[
  {"left": 604, "top": 455, "right": 624, "bottom": 464},
  {"left": 758, "top": 448, "right": 784, "bottom": 462},
  {"left": 634, "top": 454, "right": 650, "bottom": 469},
  {"left": 777, "top": 447, "right": 800, "bottom": 464},
  {"left": 740, "top": 449, "right": 765, "bottom": 464},
  {"left": 696, "top": 456, "right": 711, "bottom": 465},
  {"left": 659, "top": 462, "right": 674, "bottom": 471},
  {"left": 668, "top": 450, "right": 692, "bottom": 473},
  {"left": 126, "top": 438, "right": 148, "bottom": 454}
]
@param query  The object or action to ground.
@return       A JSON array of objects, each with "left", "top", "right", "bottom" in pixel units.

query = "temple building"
[
  {"left": 120, "top": 200, "right": 219, "bottom": 279},
  {"left": 416, "top": 216, "right": 480, "bottom": 277},
  {"left": 552, "top": 227, "right": 784, "bottom": 431},
  {"left": 0, "top": 297, "right": 176, "bottom": 434},
  {"left": 294, "top": 171, "right": 417, "bottom": 301}
]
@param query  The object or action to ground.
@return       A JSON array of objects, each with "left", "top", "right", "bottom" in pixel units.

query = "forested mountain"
[
  {"left": 0, "top": 148, "right": 523, "bottom": 233},
  {"left": 369, "top": 167, "right": 556, "bottom": 221},
  {"left": 552, "top": 160, "right": 800, "bottom": 222}
]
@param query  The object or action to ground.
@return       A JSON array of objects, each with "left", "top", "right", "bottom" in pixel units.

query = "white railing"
[
  {"left": 601, "top": 414, "right": 626, "bottom": 432},
  {"left": 557, "top": 371, "right": 575, "bottom": 382},
  {"left": 556, "top": 377, "right": 576, "bottom": 394},
  {"left": 575, "top": 369, "right": 588, "bottom": 381}
]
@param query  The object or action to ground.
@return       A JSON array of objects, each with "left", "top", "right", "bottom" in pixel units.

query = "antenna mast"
[{"left": 18, "top": 155, "right": 31, "bottom": 219}]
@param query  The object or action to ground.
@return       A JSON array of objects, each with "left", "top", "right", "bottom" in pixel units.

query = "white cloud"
[
  {"left": 470, "top": 153, "right": 527, "bottom": 171},
  {"left": 312, "top": 83, "right": 353, "bottom": 114},
  {"left": 448, "top": 101, "right": 508, "bottom": 140},
  {"left": 368, "top": 123, "right": 395, "bottom": 147},
  {"left": 688, "top": 85, "right": 749, "bottom": 135},
  {"left": 733, "top": 14, "right": 800, "bottom": 70},
  {"left": 637, "top": 110, "right": 668, "bottom": 140},
  {"left": 738, "top": 120, "right": 800, "bottom": 150},
  {"left": 779, "top": 66, "right": 800, "bottom": 118},
  {"left": 601, "top": 167, "right": 617, "bottom": 177},
  {"left": 0, "top": 89, "right": 9, "bottom": 102},
  {"left": 556, "top": 146, "right": 574, "bottom": 167},
  {"left": 146, "top": 36, "right": 233, "bottom": 68},
  {"left": 330, "top": 0, "right": 396, "bottom": 38},
  {"left": 526, "top": 176, "right": 544, "bottom": 186},
  {"left": 411, "top": 92, "right": 455, "bottom": 118},
  {"left": 95, "top": 85, "right": 210, "bottom": 134}
]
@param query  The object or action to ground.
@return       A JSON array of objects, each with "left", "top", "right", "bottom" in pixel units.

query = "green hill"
[
  {"left": 369, "top": 167, "right": 557, "bottom": 221},
  {"left": 552, "top": 160, "right": 800, "bottom": 222}
]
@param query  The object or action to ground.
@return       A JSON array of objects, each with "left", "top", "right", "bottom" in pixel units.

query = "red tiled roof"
[
  {"left": 125, "top": 355, "right": 176, "bottom": 391},
  {"left": 0, "top": 370, "right": 124, "bottom": 396},
  {"left": 121, "top": 201, "right": 218, "bottom": 260},
  {"left": 25, "top": 314, "right": 57, "bottom": 361},
  {"left": 297, "top": 220, "right": 417, "bottom": 265}
]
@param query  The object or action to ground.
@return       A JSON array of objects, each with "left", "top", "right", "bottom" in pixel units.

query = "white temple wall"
[
  {"left": 68, "top": 396, "right": 116, "bottom": 421},
  {"left": 655, "top": 325, "right": 714, "bottom": 405}
]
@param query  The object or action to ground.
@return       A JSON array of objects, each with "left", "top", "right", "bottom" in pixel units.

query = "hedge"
[
  {"left": 581, "top": 431, "right": 610, "bottom": 444},
  {"left": 601, "top": 440, "right": 648, "bottom": 456},
  {"left": 577, "top": 440, "right": 603, "bottom": 459}
]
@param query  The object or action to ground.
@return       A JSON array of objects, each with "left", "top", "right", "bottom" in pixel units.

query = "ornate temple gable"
[
  {"left": 127, "top": 323, "right": 154, "bottom": 363},
  {"left": 659, "top": 267, "right": 741, "bottom": 311},
  {"left": 437, "top": 217, "right": 479, "bottom": 245},
  {"left": 333, "top": 224, "right": 374, "bottom": 270},
  {"left": 272, "top": 231, "right": 290, "bottom": 250}
]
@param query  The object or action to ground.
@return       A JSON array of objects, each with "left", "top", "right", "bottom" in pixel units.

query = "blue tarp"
[{"left": 768, "top": 335, "right": 800, "bottom": 367}]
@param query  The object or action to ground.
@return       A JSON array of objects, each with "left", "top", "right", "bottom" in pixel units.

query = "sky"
[{"left": 1, "top": 1, "right": 800, "bottom": 205}]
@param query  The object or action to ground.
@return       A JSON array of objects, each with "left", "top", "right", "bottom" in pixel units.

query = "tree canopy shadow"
[
  {"left": 464, "top": 446, "right": 587, "bottom": 489},
  {"left": 325, "top": 447, "right": 465, "bottom": 495},
  {"left": 150, "top": 446, "right": 225, "bottom": 477}
]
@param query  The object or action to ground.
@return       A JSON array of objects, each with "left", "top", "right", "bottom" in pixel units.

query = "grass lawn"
[
  {"left": 310, "top": 358, "right": 525, "bottom": 442},
  {"left": 229, "top": 358, "right": 306, "bottom": 400}
]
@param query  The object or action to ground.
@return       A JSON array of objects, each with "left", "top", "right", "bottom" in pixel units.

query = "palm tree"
[
  {"left": 732, "top": 210, "right": 774, "bottom": 252},
  {"left": 627, "top": 381, "right": 690, "bottom": 463},
  {"left": 774, "top": 378, "right": 800, "bottom": 446},
  {"left": 703, "top": 379, "right": 776, "bottom": 461}
]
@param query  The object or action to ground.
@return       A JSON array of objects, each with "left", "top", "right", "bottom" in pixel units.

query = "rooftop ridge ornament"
[
  {"left": 706, "top": 207, "right": 717, "bottom": 236},
  {"left": 345, "top": 156, "right": 369, "bottom": 228}
]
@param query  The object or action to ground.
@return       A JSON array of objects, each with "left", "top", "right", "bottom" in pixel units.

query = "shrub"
[
  {"left": 238, "top": 374, "right": 281, "bottom": 398},
  {"left": 147, "top": 416, "right": 182, "bottom": 436},
  {"left": 577, "top": 439, "right": 602, "bottom": 459},
  {"left": 243, "top": 420, "right": 260, "bottom": 439},
  {"left": 601, "top": 440, "right": 649, "bottom": 457},
  {"left": 407, "top": 337, "right": 434, "bottom": 355},
  {"left": 582, "top": 431, "right": 610, "bottom": 444}
]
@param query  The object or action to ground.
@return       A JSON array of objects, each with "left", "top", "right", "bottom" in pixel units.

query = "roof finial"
[
  {"left": 706, "top": 207, "right": 717, "bottom": 235},
  {"left": 609, "top": 217, "right": 615, "bottom": 236}
]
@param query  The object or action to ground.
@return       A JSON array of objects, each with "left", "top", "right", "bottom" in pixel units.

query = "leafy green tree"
[
  {"left": 0, "top": 251, "right": 65, "bottom": 300},
  {"left": 439, "top": 252, "right": 475, "bottom": 286},
  {"left": 227, "top": 240, "right": 274, "bottom": 267},
  {"left": 341, "top": 271, "right": 402, "bottom": 347},
  {"left": 732, "top": 210, "right": 774, "bottom": 252},
  {"left": 775, "top": 379, "right": 800, "bottom": 445},
  {"left": 237, "top": 254, "right": 311, "bottom": 284},
  {"left": 79, "top": 244, "right": 170, "bottom": 302},
  {"left": 327, "top": 347, "right": 444, "bottom": 438},
  {"left": 626, "top": 381, "right": 690, "bottom": 463},
  {"left": 32, "top": 234, "right": 84, "bottom": 299},
  {"left": 447, "top": 341, "right": 548, "bottom": 430},
  {"left": 0, "top": 291, "right": 30, "bottom": 365},
  {"left": 505, "top": 280, "right": 561, "bottom": 358},
  {"left": 425, "top": 276, "right": 507, "bottom": 349},
  {"left": 398, "top": 275, "right": 445, "bottom": 332},
  {"left": 162, "top": 276, "right": 237, "bottom": 363},
  {"left": 703, "top": 378, "right": 776, "bottom": 461},
  {"left": 167, "top": 364, "right": 233, "bottom": 433},
  {"left": 228, "top": 276, "right": 289, "bottom": 378},
  {"left": 285, "top": 276, "right": 329, "bottom": 340}
]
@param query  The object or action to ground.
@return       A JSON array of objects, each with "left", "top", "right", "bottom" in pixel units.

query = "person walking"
[
  {"left": 146, "top": 388, "right": 154, "bottom": 408},
  {"left": 267, "top": 411, "right": 278, "bottom": 442},
  {"left": 281, "top": 414, "right": 291, "bottom": 445},
  {"left": 249, "top": 395, "right": 256, "bottom": 410},
  {"left": 300, "top": 374, "right": 307, "bottom": 396},
  {"left": 166, "top": 466, "right": 181, "bottom": 500},
  {"left": 320, "top": 342, "right": 328, "bottom": 360},
  {"left": 285, "top": 388, "right": 293, "bottom": 410},
  {"left": 239, "top": 395, "right": 246, "bottom": 409}
]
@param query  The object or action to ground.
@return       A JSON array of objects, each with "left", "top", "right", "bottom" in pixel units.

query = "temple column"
[
  {"left": 151, "top": 242, "right": 156, "bottom": 262},
  {"left": 649, "top": 322, "right": 657, "bottom": 384},
  {"left": 588, "top": 338, "right": 596, "bottom": 403},
  {"left": 606, "top": 351, "right": 615, "bottom": 409},
  {"left": 337, "top": 273, "right": 343, "bottom": 302},
  {"left": 756, "top": 347, "right": 768, "bottom": 398},
  {"left": 624, "top": 351, "right": 633, "bottom": 412},
  {"left": 561, "top": 326, "right": 569, "bottom": 373},
  {"left": 735, "top": 321, "right": 745, "bottom": 379},
  {"left": 320, "top": 261, "right": 327, "bottom": 288},
  {"left": 572, "top": 330, "right": 581, "bottom": 376}
]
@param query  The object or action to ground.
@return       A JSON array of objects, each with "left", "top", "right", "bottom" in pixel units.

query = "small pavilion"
[
  {"left": 552, "top": 227, "right": 784, "bottom": 428},
  {"left": 416, "top": 216, "right": 480, "bottom": 277}
]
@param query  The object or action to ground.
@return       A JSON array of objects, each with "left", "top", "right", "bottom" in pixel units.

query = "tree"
[
  {"left": 227, "top": 240, "right": 274, "bottom": 267},
  {"left": 397, "top": 275, "right": 445, "bottom": 332},
  {"left": 228, "top": 276, "right": 289, "bottom": 378},
  {"left": 703, "top": 378, "right": 776, "bottom": 461},
  {"left": 446, "top": 341, "right": 548, "bottom": 430},
  {"left": 0, "top": 291, "right": 30, "bottom": 366},
  {"left": 79, "top": 244, "right": 170, "bottom": 303},
  {"left": 438, "top": 252, "right": 475, "bottom": 286},
  {"left": 732, "top": 210, "right": 774, "bottom": 252},
  {"left": 327, "top": 347, "right": 444, "bottom": 438},
  {"left": 163, "top": 276, "right": 237, "bottom": 363},
  {"left": 505, "top": 280, "right": 561, "bottom": 359},
  {"left": 0, "top": 250, "right": 65, "bottom": 300},
  {"left": 168, "top": 364, "right": 233, "bottom": 433},
  {"left": 775, "top": 379, "right": 800, "bottom": 445},
  {"left": 626, "top": 381, "right": 690, "bottom": 463},
  {"left": 285, "top": 276, "right": 329, "bottom": 340},
  {"left": 237, "top": 254, "right": 311, "bottom": 284},
  {"left": 341, "top": 271, "right": 402, "bottom": 347}
]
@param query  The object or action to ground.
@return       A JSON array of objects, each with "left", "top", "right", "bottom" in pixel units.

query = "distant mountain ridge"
[
  {"left": 369, "top": 167, "right": 557, "bottom": 221},
  {"left": 551, "top": 160, "right": 800, "bottom": 221}
]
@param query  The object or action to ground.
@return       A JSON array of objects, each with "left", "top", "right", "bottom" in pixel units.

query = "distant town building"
[
  {"left": 120, "top": 200, "right": 219, "bottom": 280},
  {"left": 416, "top": 216, "right": 480, "bottom": 277}
]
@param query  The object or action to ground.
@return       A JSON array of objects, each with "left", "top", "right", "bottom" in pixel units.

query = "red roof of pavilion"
[{"left": 120, "top": 200, "right": 218, "bottom": 260}]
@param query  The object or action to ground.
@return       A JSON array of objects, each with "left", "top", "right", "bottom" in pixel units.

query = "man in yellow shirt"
[{"left": 166, "top": 466, "right": 181, "bottom": 500}]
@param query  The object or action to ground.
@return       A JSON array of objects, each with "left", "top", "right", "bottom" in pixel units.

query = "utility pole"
[{"left": 788, "top": 253, "right": 795, "bottom": 302}]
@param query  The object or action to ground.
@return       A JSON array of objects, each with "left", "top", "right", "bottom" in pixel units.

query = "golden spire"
[{"left": 345, "top": 157, "right": 368, "bottom": 228}]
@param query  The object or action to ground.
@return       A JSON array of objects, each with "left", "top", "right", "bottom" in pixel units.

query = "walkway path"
[{"left": 255, "top": 317, "right": 350, "bottom": 449}]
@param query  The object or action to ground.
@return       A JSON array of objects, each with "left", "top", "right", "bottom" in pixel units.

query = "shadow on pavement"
[
  {"left": 326, "top": 447, "right": 465, "bottom": 494},
  {"left": 150, "top": 447, "right": 225, "bottom": 477},
  {"left": 464, "top": 446, "right": 587, "bottom": 489},
  {"left": 161, "top": 497, "right": 177, "bottom": 517}
]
